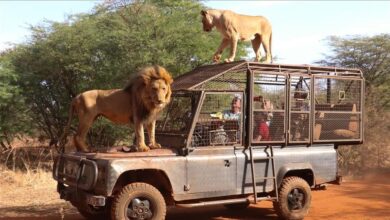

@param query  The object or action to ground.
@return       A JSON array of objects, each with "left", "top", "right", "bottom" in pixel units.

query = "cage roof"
[{"left": 172, "top": 61, "right": 363, "bottom": 90}]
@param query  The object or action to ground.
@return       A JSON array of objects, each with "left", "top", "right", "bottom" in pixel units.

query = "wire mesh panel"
[
  {"left": 156, "top": 92, "right": 200, "bottom": 133},
  {"left": 289, "top": 75, "right": 311, "bottom": 143},
  {"left": 193, "top": 68, "right": 247, "bottom": 91},
  {"left": 191, "top": 92, "right": 243, "bottom": 147},
  {"left": 154, "top": 92, "right": 201, "bottom": 148},
  {"left": 169, "top": 62, "right": 363, "bottom": 147},
  {"left": 313, "top": 77, "right": 363, "bottom": 142},
  {"left": 252, "top": 72, "right": 286, "bottom": 143},
  {"left": 172, "top": 61, "right": 246, "bottom": 90}
]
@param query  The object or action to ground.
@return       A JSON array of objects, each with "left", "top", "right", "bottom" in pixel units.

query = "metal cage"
[
  {"left": 313, "top": 76, "right": 363, "bottom": 142},
  {"left": 192, "top": 92, "right": 243, "bottom": 147},
  {"left": 164, "top": 61, "right": 364, "bottom": 148}
]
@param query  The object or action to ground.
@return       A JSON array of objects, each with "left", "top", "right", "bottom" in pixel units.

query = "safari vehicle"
[{"left": 53, "top": 61, "right": 364, "bottom": 220}]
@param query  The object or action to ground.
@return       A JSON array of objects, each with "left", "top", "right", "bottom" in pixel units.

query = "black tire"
[
  {"left": 224, "top": 201, "right": 250, "bottom": 210},
  {"left": 111, "top": 182, "right": 166, "bottom": 220},
  {"left": 273, "top": 176, "right": 311, "bottom": 220}
]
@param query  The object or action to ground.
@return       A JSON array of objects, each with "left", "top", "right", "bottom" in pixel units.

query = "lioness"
[
  {"left": 60, "top": 66, "right": 173, "bottom": 152},
  {"left": 201, "top": 9, "right": 272, "bottom": 63}
]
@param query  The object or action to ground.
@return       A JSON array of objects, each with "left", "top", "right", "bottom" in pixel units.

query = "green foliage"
[
  {"left": 319, "top": 34, "right": 390, "bottom": 173},
  {"left": 319, "top": 34, "right": 390, "bottom": 109},
  {"left": 319, "top": 34, "right": 390, "bottom": 127},
  {"left": 0, "top": 56, "right": 32, "bottom": 149},
  {"left": 1, "top": 0, "right": 248, "bottom": 148}
]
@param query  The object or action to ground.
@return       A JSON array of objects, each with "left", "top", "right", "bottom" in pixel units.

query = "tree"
[
  {"left": 0, "top": 56, "right": 32, "bottom": 150},
  {"left": 318, "top": 34, "right": 390, "bottom": 172},
  {"left": 3, "top": 0, "right": 248, "bottom": 149},
  {"left": 320, "top": 34, "right": 390, "bottom": 109}
]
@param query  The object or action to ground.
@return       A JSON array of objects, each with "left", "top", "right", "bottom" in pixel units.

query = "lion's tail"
[{"left": 57, "top": 99, "right": 76, "bottom": 152}]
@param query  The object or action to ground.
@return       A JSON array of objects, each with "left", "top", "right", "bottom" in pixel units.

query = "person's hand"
[{"left": 254, "top": 135, "right": 262, "bottom": 141}]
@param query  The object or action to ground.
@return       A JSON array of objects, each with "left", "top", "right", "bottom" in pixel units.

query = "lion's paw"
[
  {"left": 137, "top": 144, "right": 150, "bottom": 152},
  {"left": 213, "top": 54, "right": 221, "bottom": 63},
  {"left": 149, "top": 143, "right": 162, "bottom": 149},
  {"left": 224, "top": 58, "right": 234, "bottom": 63}
]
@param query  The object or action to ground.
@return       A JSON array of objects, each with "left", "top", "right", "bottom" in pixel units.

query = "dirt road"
[{"left": 1, "top": 173, "right": 389, "bottom": 220}]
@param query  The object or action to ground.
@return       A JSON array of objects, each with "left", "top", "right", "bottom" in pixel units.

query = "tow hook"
[{"left": 314, "top": 184, "right": 327, "bottom": 190}]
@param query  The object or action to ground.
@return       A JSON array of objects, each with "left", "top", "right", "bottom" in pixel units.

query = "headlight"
[
  {"left": 78, "top": 159, "right": 98, "bottom": 190},
  {"left": 97, "top": 166, "right": 106, "bottom": 185},
  {"left": 64, "top": 161, "right": 79, "bottom": 178}
]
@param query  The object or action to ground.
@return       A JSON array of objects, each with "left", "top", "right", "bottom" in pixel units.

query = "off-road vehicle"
[{"left": 53, "top": 61, "right": 364, "bottom": 220}]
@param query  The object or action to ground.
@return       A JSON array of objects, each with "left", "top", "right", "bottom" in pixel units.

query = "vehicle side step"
[
  {"left": 248, "top": 195, "right": 278, "bottom": 202},
  {"left": 176, "top": 195, "right": 279, "bottom": 208},
  {"left": 176, "top": 198, "right": 249, "bottom": 208},
  {"left": 259, "top": 196, "right": 278, "bottom": 201}
]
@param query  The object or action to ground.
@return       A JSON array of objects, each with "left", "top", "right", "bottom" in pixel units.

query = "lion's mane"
[{"left": 124, "top": 65, "right": 173, "bottom": 122}]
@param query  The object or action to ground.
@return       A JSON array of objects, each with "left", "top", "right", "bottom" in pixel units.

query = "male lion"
[
  {"left": 59, "top": 66, "right": 173, "bottom": 152},
  {"left": 201, "top": 9, "right": 272, "bottom": 63}
]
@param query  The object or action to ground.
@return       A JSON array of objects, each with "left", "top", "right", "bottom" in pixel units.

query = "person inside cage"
[
  {"left": 254, "top": 112, "right": 270, "bottom": 141},
  {"left": 269, "top": 102, "right": 285, "bottom": 141},
  {"left": 294, "top": 98, "right": 309, "bottom": 111},
  {"left": 217, "top": 95, "right": 242, "bottom": 144},
  {"left": 253, "top": 95, "right": 273, "bottom": 125},
  {"left": 223, "top": 96, "right": 241, "bottom": 120},
  {"left": 291, "top": 98, "right": 309, "bottom": 141}
]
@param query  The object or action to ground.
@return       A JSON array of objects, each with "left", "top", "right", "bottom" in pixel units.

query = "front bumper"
[
  {"left": 58, "top": 183, "right": 106, "bottom": 207},
  {"left": 53, "top": 154, "right": 98, "bottom": 191},
  {"left": 54, "top": 154, "right": 107, "bottom": 207}
]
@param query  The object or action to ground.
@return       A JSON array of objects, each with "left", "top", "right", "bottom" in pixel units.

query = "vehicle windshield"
[{"left": 156, "top": 91, "right": 200, "bottom": 133}]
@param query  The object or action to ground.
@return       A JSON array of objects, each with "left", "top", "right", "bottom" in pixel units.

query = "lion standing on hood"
[
  {"left": 59, "top": 66, "right": 173, "bottom": 152},
  {"left": 201, "top": 9, "right": 272, "bottom": 63}
]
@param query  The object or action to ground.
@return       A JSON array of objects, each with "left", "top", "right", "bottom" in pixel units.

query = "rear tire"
[
  {"left": 273, "top": 176, "right": 311, "bottom": 220},
  {"left": 111, "top": 182, "right": 166, "bottom": 220}
]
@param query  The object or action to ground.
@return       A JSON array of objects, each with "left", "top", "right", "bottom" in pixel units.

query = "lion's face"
[
  {"left": 201, "top": 10, "right": 213, "bottom": 32},
  {"left": 147, "top": 79, "right": 171, "bottom": 109}
]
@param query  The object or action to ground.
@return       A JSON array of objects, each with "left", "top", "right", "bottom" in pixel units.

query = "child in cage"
[{"left": 254, "top": 112, "right": 270, "bottom": 141}]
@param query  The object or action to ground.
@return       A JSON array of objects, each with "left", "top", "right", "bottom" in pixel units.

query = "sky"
[{"left": 1, "top": 1, "right": 390, "bottom": 64}]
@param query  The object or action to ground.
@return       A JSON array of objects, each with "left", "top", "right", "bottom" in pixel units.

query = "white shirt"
[{"left": 223, "top": 110, "right": 241, "bottom": 120}]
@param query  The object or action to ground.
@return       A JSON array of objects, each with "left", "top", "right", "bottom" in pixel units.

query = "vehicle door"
[{"left": 186, "top": 91, "right": 244, "bottom": 198}]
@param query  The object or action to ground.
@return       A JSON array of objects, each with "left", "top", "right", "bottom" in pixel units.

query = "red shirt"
[{"left": 258, "top": 122, "right": 270, "bottom": 141}]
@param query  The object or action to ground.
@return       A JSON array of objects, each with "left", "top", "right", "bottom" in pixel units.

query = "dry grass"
[
  {"left": 0, "top": 166, "right": 53, "bottom": 188},
  {"left": 0, "top": 165, "right": 60, "bottom": 207},
  {"left": 0, "top": 165, "right": 80, "bottom": 219},
  {"left": 0, "top": 146, "right": 77, "bottom": 219}
]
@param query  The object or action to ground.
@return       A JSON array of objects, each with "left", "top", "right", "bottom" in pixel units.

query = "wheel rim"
[
  {"left": 287, "top": 188, "right": 306, "bottom": 211},
  {"left": 127, "top": 197, "right": 153, "bottom": 220}
]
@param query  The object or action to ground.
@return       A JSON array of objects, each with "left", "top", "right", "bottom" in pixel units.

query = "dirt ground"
[{"left": 0, "top": 172, "right": 389, "bottom": 220}]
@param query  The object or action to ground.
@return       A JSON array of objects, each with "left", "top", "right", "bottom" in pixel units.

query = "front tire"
[
  {"left": 111, "top": 182, "right": 166, "bottom": 220},
  {"left": 273, "top": 176, "right": 311, "bottom": 220}
]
